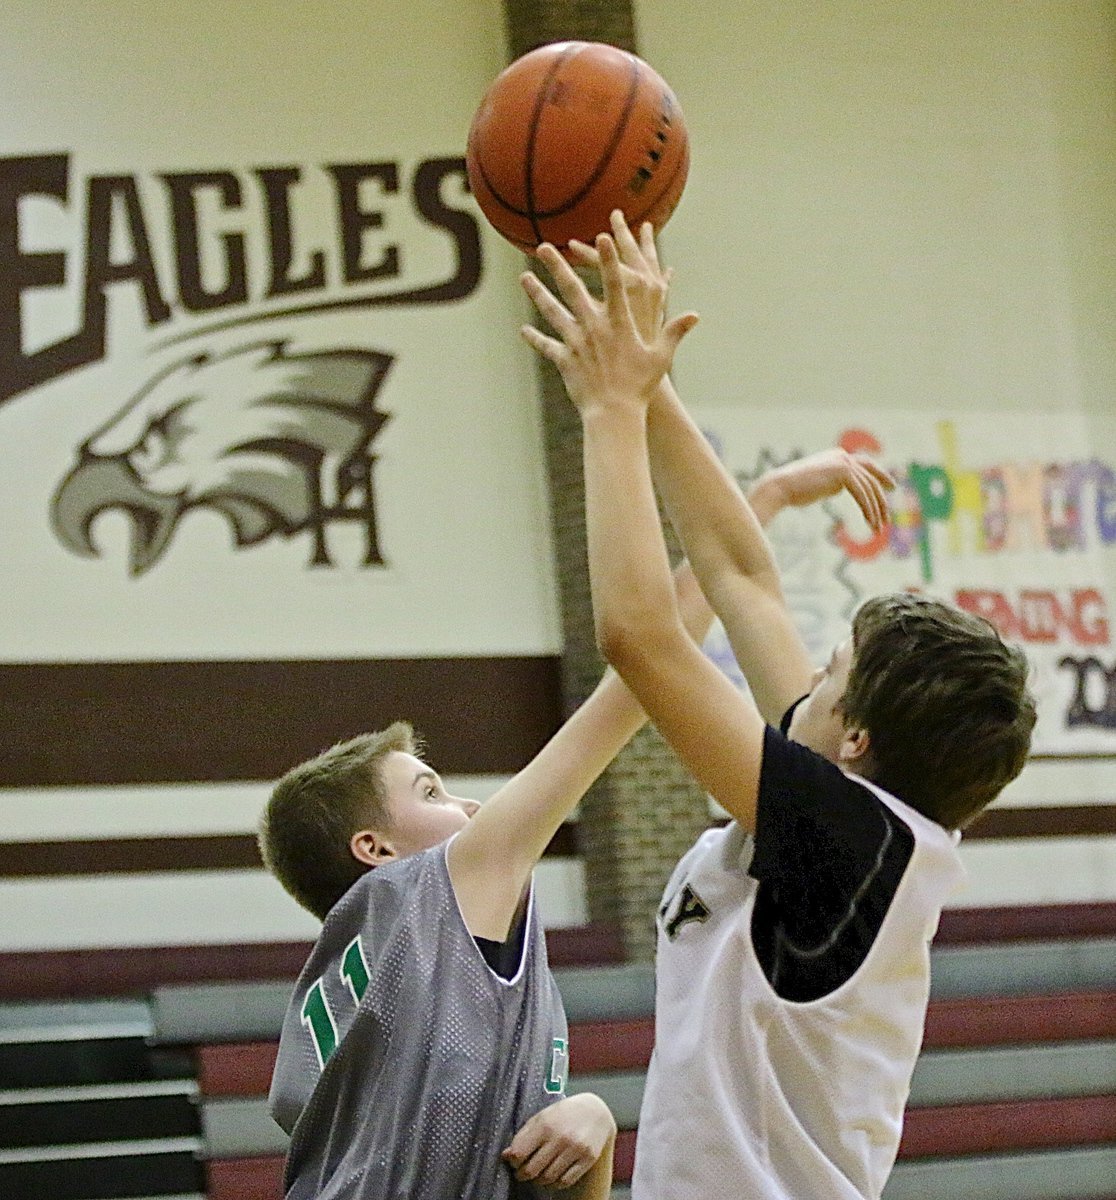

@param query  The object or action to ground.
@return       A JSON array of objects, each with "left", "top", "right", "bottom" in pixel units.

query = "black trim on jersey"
[
  {"left": 475, "top": 907, "right": 528, "bottom": 981},
  {"left": 749, "top": 723, "right": 915, "bottom": 1003}
]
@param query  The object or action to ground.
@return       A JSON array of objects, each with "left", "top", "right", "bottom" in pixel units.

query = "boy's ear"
[
  {"left": 839, "top": 726, "right": 873, "bottom": 768},
  {"left": 350, "top": 828, "right": 396, "bottom": 868}
]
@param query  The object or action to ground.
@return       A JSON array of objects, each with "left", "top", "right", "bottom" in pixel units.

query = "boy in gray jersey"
[
  {"left": 259, "top": 447, "right": 877, "bottom": 1199},
  {"left": 260, "top": 562, "right": 715, "bottom": 1200}
]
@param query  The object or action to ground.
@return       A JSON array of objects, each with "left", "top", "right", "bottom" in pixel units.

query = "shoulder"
[
  {"left": 753, "top": 725, "right": 912, "bottom": 883},
  {"left": 759, "top": 724, "right": 883, "bottom": 827}
]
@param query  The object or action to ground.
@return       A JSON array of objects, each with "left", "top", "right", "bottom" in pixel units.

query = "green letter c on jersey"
[{"left": 545, "top": 1037, "right": 569, "bottom": 1094}]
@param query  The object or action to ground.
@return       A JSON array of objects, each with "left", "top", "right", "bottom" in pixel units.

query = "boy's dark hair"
[
  {"left": 259, "top": 722, "right": 416, "bottom": 920},
  {"left": 842, "top": 593, "right": 1036, "bottom": 830}
]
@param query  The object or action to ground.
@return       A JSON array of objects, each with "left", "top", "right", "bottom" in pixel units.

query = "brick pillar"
[{"left": 498, "top": 1, "right": 709, "bottom": 961}]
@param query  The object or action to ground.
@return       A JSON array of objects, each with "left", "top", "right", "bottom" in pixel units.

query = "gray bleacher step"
[
  {"left": 0, "top": 1079, "right": 198, "bottom": 1106},
  {"left": 151, "top": 981, "right": 291, "bottom": 1044},
  {"left": 909, "top": 1038, "right": 1116, "bottom": 1107},
  {"left": 200, "top": 1076, "right": 649, "bottom": 1160},
  {"left": 0, "top": 1141, "right": 205, "bottom": 1200},
  {"left": 0, "top": 999, "right": 151, "bottom": 1044},
  {"left": 882, "top": 1144, "right": 1116, "bottom": 1200},
  {"left": 0, "top": 1087, "right": 200, "bottom": 1152},
  {"left": 929, "top": 937, "right": 1116, "bottom": 999},
  {"left": 543, "top": 1041, "right": 1116, "bottom": 1137},
  {"left": 567, "top": 1071, "right": 644, "bottom": 1127},
  {"left": 200, "top": 1098, "right": 289, "bottom": 1159},
  {"left": 553, "top": 964, "right": 656, "bottom": 1023},
  {"left": 0, "top": 1137, "right": 204, "bottom": 1165},
  {"left": 150, "top": 939, "right": 1115, "bottom": 1046},
  {"left": 151, "top": 963, "right": 660, "bottom": 1043}
]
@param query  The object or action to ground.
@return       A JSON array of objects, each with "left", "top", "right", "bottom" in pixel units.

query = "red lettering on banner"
[{"left": 954, "top": 587, "right": 1109, "bottom": 646}]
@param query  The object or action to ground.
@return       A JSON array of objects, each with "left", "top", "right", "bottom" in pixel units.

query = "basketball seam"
[
  {"left": 530, "top": 52, "right": 643, "bottom": 227},
  {"left": 630, "top": 143, "right": 689, "bottom": 229},
  {"left": 524, "top": 44, "right": 582, "bottom": 244},
  {"left": 471, "top": 47, "right": 686, "bottom": 248},
  {"left": 470, "top": 45, "right": 581, "bottom": 232}
]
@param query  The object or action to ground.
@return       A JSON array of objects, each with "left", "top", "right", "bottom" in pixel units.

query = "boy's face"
[
  {"left": 376, "top": 750, "right": 480, "bottom": 858},
  {"left": 786, "top": 637, "right": 856, "bottom": 762}
]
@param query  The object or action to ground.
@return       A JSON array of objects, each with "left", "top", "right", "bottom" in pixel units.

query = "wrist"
[
  {"left": 746, "top": 474, "right": 788, "bottom": 525},
  {"left": 579, "top": 395, "right": 650, "bottom": 429}
]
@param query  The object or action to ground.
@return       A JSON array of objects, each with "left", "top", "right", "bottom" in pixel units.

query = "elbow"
[
  {"left": 594, "top": 611, "right": 675, "bottom": 684},
  {"left": 595, "top": 615, "right": 638, "bottom": 673}
]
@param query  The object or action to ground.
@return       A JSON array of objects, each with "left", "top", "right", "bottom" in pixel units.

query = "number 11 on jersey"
[{"left": 301, "top": 935, "right": 371, "bottom": 1069}]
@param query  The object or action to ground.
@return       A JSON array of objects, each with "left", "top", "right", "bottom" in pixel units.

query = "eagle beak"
[{"left": 51, "top": 456, "right": 185, "bottom": 577}]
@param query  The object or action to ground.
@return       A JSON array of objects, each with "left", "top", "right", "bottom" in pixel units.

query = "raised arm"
[
  {"left": 519, "top": 224, "right": 896, "bottom": 830},
  {"left": 647, "top": 378, "right": 813, "bottom": 725},
  {"left": 648, "top": 382, "right": 892, "bottom": 724},
  {"left": 520, "top": 234, "right": 769, "bottom": 830},
  {"left": 447, "top": 560, "right": 713, "bottom": 941},
  {"left": 569, "top": 214, "right": 892, "bottom": 726}
]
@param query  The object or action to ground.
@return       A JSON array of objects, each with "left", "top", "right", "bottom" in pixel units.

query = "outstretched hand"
[
  {"left": 520, "top": 215, "right": 698, "bottom": 414},
  {"left": 748, "top": 448, "right": 896, "bottom": 533},
  {"left": 565, "top": 211, "right": 672, "bottom": 342}
]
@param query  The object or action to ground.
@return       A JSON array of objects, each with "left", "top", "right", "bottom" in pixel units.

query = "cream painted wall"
[
  {"left": 639, "top": 0, "right": 1115, "bottom": 420},
  {"left": 2, "top": 3, "right": 1114, "bottom": 952},
  {"left": 638, "top": 0, "right": 1116, "bottom": 646}
]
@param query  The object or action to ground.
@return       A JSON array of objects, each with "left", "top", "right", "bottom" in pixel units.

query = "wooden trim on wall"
[
  {"left": 935, "top": 900, "right": 1116, "bottom": 944},
  {"left": 964, "top": 803, "right": 1116, "bottom": 839}
]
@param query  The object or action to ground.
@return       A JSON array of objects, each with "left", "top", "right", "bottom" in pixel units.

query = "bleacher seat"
[{"left": 1, "top": 908, "right": 1112, "bottom": 1199}]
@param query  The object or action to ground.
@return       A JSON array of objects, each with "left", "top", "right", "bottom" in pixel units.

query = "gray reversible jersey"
[{"left": 269, "top": 838, "right": 569, "bottom": 1200}]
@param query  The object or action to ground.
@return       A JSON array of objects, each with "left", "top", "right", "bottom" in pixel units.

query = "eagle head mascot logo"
[{"left": 51, "top": 341, "right": 392, "bottom": 575}]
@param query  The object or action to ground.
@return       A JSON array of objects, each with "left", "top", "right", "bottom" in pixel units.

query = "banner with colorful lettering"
[{"left": 694, "top": 408, "right": 1116, "bottom": 756}]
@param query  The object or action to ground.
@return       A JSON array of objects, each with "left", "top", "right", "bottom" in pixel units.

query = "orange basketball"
[{"left": 466, "top": 41, "right": 689, "bottom": 253}]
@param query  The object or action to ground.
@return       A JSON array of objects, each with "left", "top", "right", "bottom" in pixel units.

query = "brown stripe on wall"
[
  {"left": 7, "top": 906, "right": 1109, "bottom": 1004},
  {"left": 964, "top": 803, "right": 1116, "bottom": 839},
  {"left": 710, "top": 804, "right": 1116, "bottom": 843},
  {"left": 0, "top": 656, "right": 562, "bottom": 786},
  {"left": 0, "top": 807, "right": 1107, "bottom": 880},
  {"left": 0, "top": 908, "right": 1109, "bottom": 1003},
  {"left": 0, "top": 923, "right": 627, "bottom": 1001},
  {"left": 935, "top": 900, "right": 1116, "bottom": 944},
  {"left": 0, "top": 823, "right": 580, "bottom": 878}
]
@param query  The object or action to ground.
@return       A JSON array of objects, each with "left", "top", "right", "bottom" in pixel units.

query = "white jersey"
[{"left": 632, "top": 780, "right": 965, "bottom": 1200}]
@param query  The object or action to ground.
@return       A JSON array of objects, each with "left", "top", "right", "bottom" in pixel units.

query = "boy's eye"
[{"left": 425, "top": 784, "right": 439, "bottom": 800}]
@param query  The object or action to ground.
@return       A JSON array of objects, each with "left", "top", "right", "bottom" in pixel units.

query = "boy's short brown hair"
[
  {"left": 842, "top": 593, "right": 1036, "bottom": 830},
  {"left": 259, "top": 722, "right": 416, "bottom": 920}
]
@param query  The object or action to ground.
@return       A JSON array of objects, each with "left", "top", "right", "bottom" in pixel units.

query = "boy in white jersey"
[
  {"left": 520, "top": 216, "right": 1036, "bottom": 1200},
  {"left": 259, "top": 445, "right": 880, "bottom": 1199}
]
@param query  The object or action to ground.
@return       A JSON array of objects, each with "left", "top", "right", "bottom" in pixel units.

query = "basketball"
[{"left": 466, "top": 40, "right": 689, "bottom": 254}]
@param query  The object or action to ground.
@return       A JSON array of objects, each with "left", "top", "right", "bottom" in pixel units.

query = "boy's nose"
[{"left": 462, "top": 798, "right": 481, "bottom": 817}]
